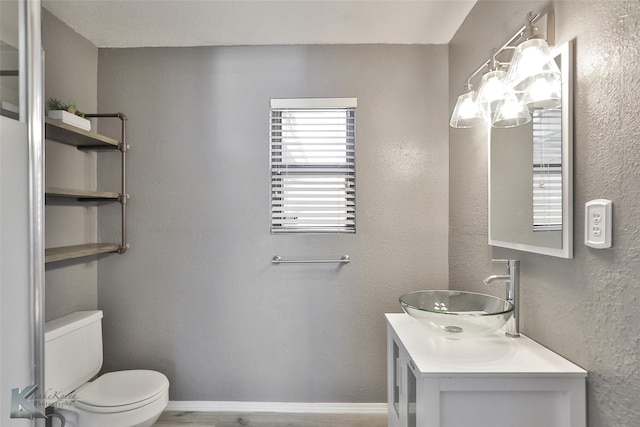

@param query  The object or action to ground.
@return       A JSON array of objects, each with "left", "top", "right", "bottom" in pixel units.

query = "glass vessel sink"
[{"left": 399, "top": 290, "right": 514, "bottom": 339}]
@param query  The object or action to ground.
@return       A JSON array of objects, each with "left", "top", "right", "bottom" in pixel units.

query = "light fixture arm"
[
  {"left": 523, "top": 11, "right": 543, "bottom": 41},
  {"left": 465, "top": 61, "right": 489, "bottom": 90},
  {"left": 487, "top": 49, "right": 499, "bottom": 71}
]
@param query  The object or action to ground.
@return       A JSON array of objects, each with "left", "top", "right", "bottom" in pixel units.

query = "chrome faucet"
[{"left": 483, "top": 259, "right": 520, "bottom": 337}]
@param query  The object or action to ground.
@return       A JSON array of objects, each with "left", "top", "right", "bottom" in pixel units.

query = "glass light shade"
[
  {"left": 492, "top": 93, "right": 531, "bottom": 128},
  {"left": 505, "top": 38, "right": 561, "bottom": 93},
  {"left": 523, "top": 74, "right": 561, "bottom": 109},
  {"left": 477, "top": 70, "right": 508, "bottom": 116},
  {"left": 450, "top": 90, "right": 484, "bottom": 128}
]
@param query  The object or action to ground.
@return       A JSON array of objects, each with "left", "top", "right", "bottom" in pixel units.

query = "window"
[
  {"left": 532, "top": 108, "right": 562, "bottom": 231},
  {"left": 270, "top": 98, "right": 356, "bottom": 234}
]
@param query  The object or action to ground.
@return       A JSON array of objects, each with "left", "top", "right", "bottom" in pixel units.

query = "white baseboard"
[{"left": 166, "top": 401, "right": 388, "bottom": 414}]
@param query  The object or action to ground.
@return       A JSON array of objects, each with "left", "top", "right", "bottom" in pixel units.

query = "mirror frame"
[{"left": 488, "top": 39, "right": 574, "bottom": 258}]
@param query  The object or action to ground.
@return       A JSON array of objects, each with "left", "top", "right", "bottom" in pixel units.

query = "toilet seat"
[{"left": 74, "top": 370, "right": 169, "bottom": 414}]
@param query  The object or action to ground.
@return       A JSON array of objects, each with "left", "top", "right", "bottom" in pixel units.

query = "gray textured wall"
[
  {"left": 96, "top": 44, "right": 450, "bottom": 402},
  {"left": 42, "top": 9, "right": 99, "bottom": 321},
  {"left": 449, "top": 1, "right": 640, "bottom": 426}
]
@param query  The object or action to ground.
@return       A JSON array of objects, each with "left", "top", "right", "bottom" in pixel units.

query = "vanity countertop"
[{"left": 386, "top": 313, "right": 587, "bottom": 378}]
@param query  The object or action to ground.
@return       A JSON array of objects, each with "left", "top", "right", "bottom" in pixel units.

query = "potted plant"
[{"left": 48, "top": 98, "right": 91, "bottom": 131}]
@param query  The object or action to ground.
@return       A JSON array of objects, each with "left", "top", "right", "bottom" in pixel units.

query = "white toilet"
[{"left": 45, "top": 310, "right": 169, "bottom": 427}]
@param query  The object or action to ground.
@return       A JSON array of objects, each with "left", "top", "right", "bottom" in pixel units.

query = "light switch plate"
[{"left": 585, "top": 199, "right": 612, "bottom": 248}]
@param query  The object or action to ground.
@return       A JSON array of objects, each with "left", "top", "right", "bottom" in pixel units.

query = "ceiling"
[{"left": 42, "top": 0, "right": 477, "bottom": 48}]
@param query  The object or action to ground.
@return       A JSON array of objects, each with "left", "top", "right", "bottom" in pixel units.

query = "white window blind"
[
  {"left": 270, "top": 98, "right": 356, "bottom": 234},
  {"left": 532, "top": 108, "right": 562, "bottom": 231}
]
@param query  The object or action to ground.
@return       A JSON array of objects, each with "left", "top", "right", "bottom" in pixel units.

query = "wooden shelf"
[
  {"left": 44, "top": 113, "right": 128, "bottom": 264},
  {"left": 46, "top": 187, "right": 120, "bottom": 201},
  {"left": 1, "top": 108, "right": 19, "bottom": 120},
  {"left": 45, "top": 117, "right": 119, "bottom": 148},
  {"left": 45, "top": 243, "right": 121, "bottom": 263}
]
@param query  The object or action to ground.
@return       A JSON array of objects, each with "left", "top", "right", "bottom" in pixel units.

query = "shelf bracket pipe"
[{"left": 84, "top": 113, "right": 129, "bottom": 254}]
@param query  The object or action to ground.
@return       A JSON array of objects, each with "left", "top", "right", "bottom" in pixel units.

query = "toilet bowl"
[{"left": 45, "top": 311, "right": 169, "bottom": 427}]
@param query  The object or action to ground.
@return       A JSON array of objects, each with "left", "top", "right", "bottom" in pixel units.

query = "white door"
[{"left": 1, "top": 0, "right": 43, "bottom": 425}]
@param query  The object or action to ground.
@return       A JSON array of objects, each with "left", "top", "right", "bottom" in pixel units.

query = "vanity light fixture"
[
  {"left": 523, "top": 74, "right": 561, "bottom": 109},
  {"left": 449, "top": 82, "right": 484, "bottom": 128},
  {"left": 505, "top": 13, "right": 561, "bottom": 103},
  {"left": 477, "top": 70, "right": 508, "bottom": 117},
  {"left": 450, "top": 11, "right": 557, "bottom": 129},
  {"left": 492, "top": 92, "right": 532, "bottom": 128},
  {"left": 476, "top": 51, "right": 508, "bottom": 116}
]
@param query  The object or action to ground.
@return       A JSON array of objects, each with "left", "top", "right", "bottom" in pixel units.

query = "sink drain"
[{"left": 444, "top": 326, "right": 463, "bottom": 333}]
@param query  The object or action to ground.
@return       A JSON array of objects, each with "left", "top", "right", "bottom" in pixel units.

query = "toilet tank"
[{"left": 45, "top": 311, "right": 104, "bottom": 401}]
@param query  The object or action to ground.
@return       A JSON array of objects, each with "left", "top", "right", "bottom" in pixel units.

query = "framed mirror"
[
  {"left": 1, "top": 0, "right": 22, "bottom": 120},
  {"left": 489, "top": 40, "right": 573, "bottom": 258}
]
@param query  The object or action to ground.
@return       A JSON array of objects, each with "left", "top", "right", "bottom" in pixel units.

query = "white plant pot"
[{"left": 48, "top": 110, "right": 91, "bottom": 131}]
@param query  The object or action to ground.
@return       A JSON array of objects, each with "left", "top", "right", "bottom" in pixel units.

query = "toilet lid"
[{"left": 74, "top": 370, "right": 168, "bottom": 413}]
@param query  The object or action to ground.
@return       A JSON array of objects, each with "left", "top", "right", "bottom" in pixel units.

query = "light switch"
[{"left": 585, "top": 199, "right": 612, "bottom": 249}]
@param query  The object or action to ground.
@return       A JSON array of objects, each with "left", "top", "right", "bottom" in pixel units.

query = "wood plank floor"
[{"left": 154, "top": 411, "right": 388, "bottom": 427}]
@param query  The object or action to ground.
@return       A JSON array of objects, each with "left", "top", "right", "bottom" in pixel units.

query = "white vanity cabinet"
[{"left": 386, "top": 313, "right": 587, "bottom": 427}]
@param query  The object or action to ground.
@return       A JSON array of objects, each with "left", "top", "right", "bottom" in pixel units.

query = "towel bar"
[{"left": 272, "top": 255, "right": 350, "bottom": 264}]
